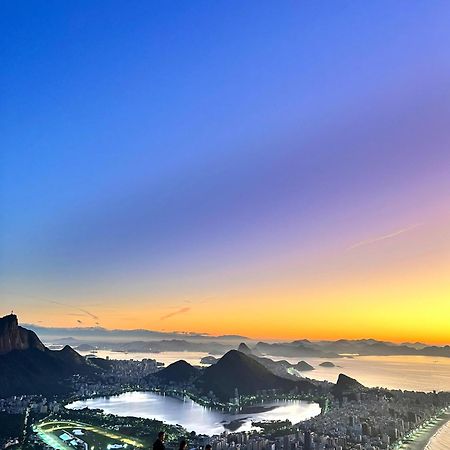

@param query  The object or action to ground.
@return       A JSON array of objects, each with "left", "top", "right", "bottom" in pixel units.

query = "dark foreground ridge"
[
  {"left": 146, "top": 348, "right": 318, "bottom": 402},
  {"left": 0, "top": 314, "right": 95, "bottom": 396},
  {"left": 0, "top": 313, "right": 45, "bottom": 354},
  {"left": 153, "top": 359, "right": 199, "bottom": 384},
  {"left": 196, "top": 349, "right": 316, "bottom": 401}
]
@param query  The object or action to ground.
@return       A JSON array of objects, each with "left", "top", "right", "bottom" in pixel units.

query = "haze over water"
[{"left": 270, "top": 355, "right": 450, "bottom": 393}]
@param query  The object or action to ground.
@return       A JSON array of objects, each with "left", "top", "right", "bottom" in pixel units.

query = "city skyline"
[{"left": 1, "top": 2, "right": 450, "bottom": 344}]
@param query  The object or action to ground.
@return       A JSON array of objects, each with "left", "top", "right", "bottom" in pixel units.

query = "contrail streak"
[
  {"left": 160, "top": 307, "right": 191, "bottom": 320},
  {"left": 348, "top": 223, "right": 422, "bottom": 250}
]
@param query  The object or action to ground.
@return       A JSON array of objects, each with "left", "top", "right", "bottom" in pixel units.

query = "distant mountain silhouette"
[
  {"left": 196, "top": 350, "right": 315, "bottom": 401},
  {"left": 25, "top": 322, "right": 450, "bottom": 358},
  {"left": 242, "top": 354, "right": 298, "bottom": 380},
  {"left": 0, "top": 314, "right": 94, "bottom": 396},
  {"left": 234, "top": 344, "right": 315, "bottom": 380},
  {"left": 87, "top": 338, "right": 231, "bottom": 355},
  {"left": 315, "top": 339, "right": 450, "bottom": 358},
  {"left": 255, "top": 341, "right": 337, "bottom": 358},
  {"left": 251, "top": 339, "right": 450, "bottom": 359},
  {"left": 152, "top": 360, "right": 199, "bottom": 384},
  {"left": 237, "top": 342, "right": 253, "bottom": 355}
]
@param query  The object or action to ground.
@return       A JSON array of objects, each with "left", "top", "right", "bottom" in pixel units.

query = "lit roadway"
[{"left": 35, "top": 419, "right": 144, "bottom": 450}]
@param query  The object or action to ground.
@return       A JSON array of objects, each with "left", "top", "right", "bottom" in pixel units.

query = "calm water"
[
  {"left": 67, "top": 391, "right": 321, "bottom": 435},
  {"left": 78, "top": 350, "right": 450, "bottom": 392},
  {"left": 267, "top": 355, "right": 450, "bottom": 392}
]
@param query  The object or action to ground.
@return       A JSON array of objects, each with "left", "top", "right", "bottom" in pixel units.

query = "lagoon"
[{"left": 67, "top": 391, "right": 321, "bottom": 435}]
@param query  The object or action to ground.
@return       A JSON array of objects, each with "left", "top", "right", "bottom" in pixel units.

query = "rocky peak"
[
  {"left": 238, "top": 342, "right": 252, "bottom": 354},
  {"left": 0, "top": 314, "right": 45, "bottom": 354},
  {"left": 332, "top": 373, "right": 365, "bottom": 395}
]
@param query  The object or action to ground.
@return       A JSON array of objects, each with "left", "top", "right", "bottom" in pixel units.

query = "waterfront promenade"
[
  {"left": 398, "top": 410, "right": 450, "bottom": 450},
  {"left": 425, "top": 417, "right": 450, "bottom": 450}
]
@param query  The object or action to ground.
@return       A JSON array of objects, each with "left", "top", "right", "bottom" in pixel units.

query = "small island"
[
  {"left": 295, "top": 360, "right": 314, "bottom": 371},
  {"left": 200, "top": 355, "right": 219, "bottom": 365},
  {"left": 319, "top": 361, "right": 336, "bottom": 368}
]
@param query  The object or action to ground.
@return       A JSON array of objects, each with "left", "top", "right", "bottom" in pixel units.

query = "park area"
[{"left": 35, "top": 420, "right": 146, "bottom": 450}]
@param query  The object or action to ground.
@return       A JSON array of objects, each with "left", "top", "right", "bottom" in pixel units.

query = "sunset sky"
[{"left": 1, "top": 2, "right": 449, "bottom": 344}]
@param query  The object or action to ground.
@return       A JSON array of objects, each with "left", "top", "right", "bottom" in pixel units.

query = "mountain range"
[
  {"left": 25, "top": 323, "right": 449, "bottom": 358},
  {"left": 25, "top": 323, "right": 248, "bottom": 344}
]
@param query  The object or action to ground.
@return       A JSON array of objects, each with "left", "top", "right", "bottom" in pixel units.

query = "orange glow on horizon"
[{"left": 12, "top": 214, "right": 450, "bottom": 346}]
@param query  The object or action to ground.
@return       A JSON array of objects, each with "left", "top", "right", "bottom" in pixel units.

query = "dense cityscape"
[{"left": 1, "top": 373, "right": 449, "bottom": 450}]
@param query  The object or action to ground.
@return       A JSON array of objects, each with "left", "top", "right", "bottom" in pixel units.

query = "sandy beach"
[
  {"left": 396, "top": 410, "right": 450, "bottom": 450},
  {"left": 425, "top": 417, "right": 450, "bottom": 450}
]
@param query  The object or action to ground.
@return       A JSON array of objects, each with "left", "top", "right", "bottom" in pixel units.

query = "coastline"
[
  {"left": 425, "top": 416, "right": 450, "bottom": 450},
  {"left": 397, "top": 410, "right": 450, "bottom": 450}
]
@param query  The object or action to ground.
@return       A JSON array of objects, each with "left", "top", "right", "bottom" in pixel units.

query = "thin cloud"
[
  {"left": 3, "top": 291, "right": 101, "bottom": 324},
  {"left": 348, "top": 223, "right": 422, "bottom": 250},
  {"left": 49, "top": 301, "right": 99, "bottom": 321},
  {"left": 160, "top": 307, "right": 191, "bottom": 321},
  {"left": 158, "top": 296, "right": 213, "bottom": 321},
  {"left": 79, "top": 308, "right": 99, "bottom": 320}
]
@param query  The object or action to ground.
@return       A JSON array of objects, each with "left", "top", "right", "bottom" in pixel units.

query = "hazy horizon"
[{"left": 16, "top": 318, "right": 449, "bottom": 346}]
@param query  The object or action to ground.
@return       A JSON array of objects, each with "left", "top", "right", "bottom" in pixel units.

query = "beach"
[
  {"left": 398, "top": 411, "right": 450, "bottom": 450},
  {"left": 425, "top": 417, "right": 450, "bottom": 450}
]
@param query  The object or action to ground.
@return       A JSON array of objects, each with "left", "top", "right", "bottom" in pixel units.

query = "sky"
[{"left": 1, "top": 1, "right": 449, "bottom": 344}]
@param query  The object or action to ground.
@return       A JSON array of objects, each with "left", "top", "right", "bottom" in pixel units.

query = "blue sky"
[{"left": 1, "top": 1, "right": 449, "bottom": 340}]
